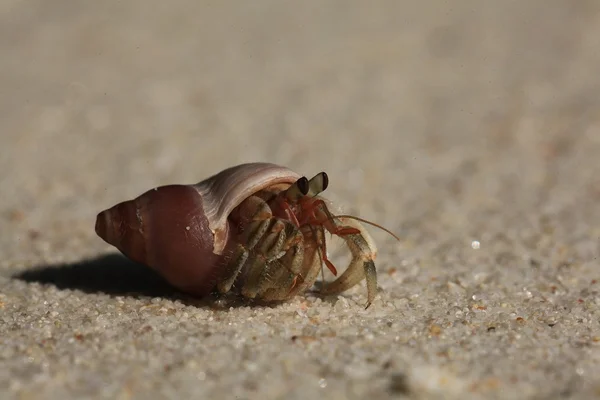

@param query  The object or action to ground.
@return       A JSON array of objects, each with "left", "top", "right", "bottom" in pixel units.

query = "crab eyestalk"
[
  {"left": 306, "top": 172, "right": 328, "bottom": 197},
  {"left": 284, "top": 176, "right": 309, "bottom": 201}
]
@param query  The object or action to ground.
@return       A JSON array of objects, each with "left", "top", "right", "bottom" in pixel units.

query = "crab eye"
[{"left": 296, "top": 176, "right": 309, "bottom": 195}]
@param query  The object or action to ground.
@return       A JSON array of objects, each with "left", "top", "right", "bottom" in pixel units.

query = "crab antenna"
[
  {"left": 307, "top": 172, "right": 328, "bottom": 197},
  {"left": 332, "top": 214, "right": 401, "bottom": 242}
]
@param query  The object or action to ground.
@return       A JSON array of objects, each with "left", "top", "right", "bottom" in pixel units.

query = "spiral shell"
[{"left": 95, "top": 163, "right": 301, "bottom": 296}]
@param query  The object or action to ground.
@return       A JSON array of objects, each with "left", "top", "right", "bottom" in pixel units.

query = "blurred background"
[
  {"left": 1, "top": 1, "right": 600, "bottom": 398},
  {"left": 2, "top": 1, "right": 599, "bottom": 263}
]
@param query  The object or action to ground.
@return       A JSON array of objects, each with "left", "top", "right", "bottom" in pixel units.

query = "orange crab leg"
[{"left": 317, "top": 229, "right": 338, "bottom": 276}]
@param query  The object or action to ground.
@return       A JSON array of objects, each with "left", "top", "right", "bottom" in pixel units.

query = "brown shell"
[{"left": 95, "top": 162, "right": 302, "bottom": 296}]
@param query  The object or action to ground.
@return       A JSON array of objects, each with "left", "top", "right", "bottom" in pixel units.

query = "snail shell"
[{"left": 95, "top": 163, "right": 301, "bottom": 296}]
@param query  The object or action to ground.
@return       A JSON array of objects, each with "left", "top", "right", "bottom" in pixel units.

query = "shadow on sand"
[
  {"left": 13, "top": 253, "right": 179, "bottom": 298},
  {"left": 11, "top": 253, "right": 290, "bottom": 309}
]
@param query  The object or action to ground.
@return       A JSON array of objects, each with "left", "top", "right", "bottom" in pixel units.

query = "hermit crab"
[{"left": 95, "top": 163, "right": 398, "bottom": 308}]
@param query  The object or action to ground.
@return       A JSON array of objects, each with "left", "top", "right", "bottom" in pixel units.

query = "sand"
[{"left": 1, "top": 1, "right": 600, "bottom": 399}]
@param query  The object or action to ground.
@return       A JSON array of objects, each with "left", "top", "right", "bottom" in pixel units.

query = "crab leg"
[
  {"left": 260, "top": 228, "right": 305, "bottom": 301},
  {"left": 241, "top": 217, "right": 291, "bottom": 299},
  {"left": 216, "top": 195, "right": 274, "bottom": 293},
  {"left": 285, "top": 224, "right": 325, "bottom": 298},
  {"left": 319, "top": 216, "right": 378, "bottom": 309}
]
